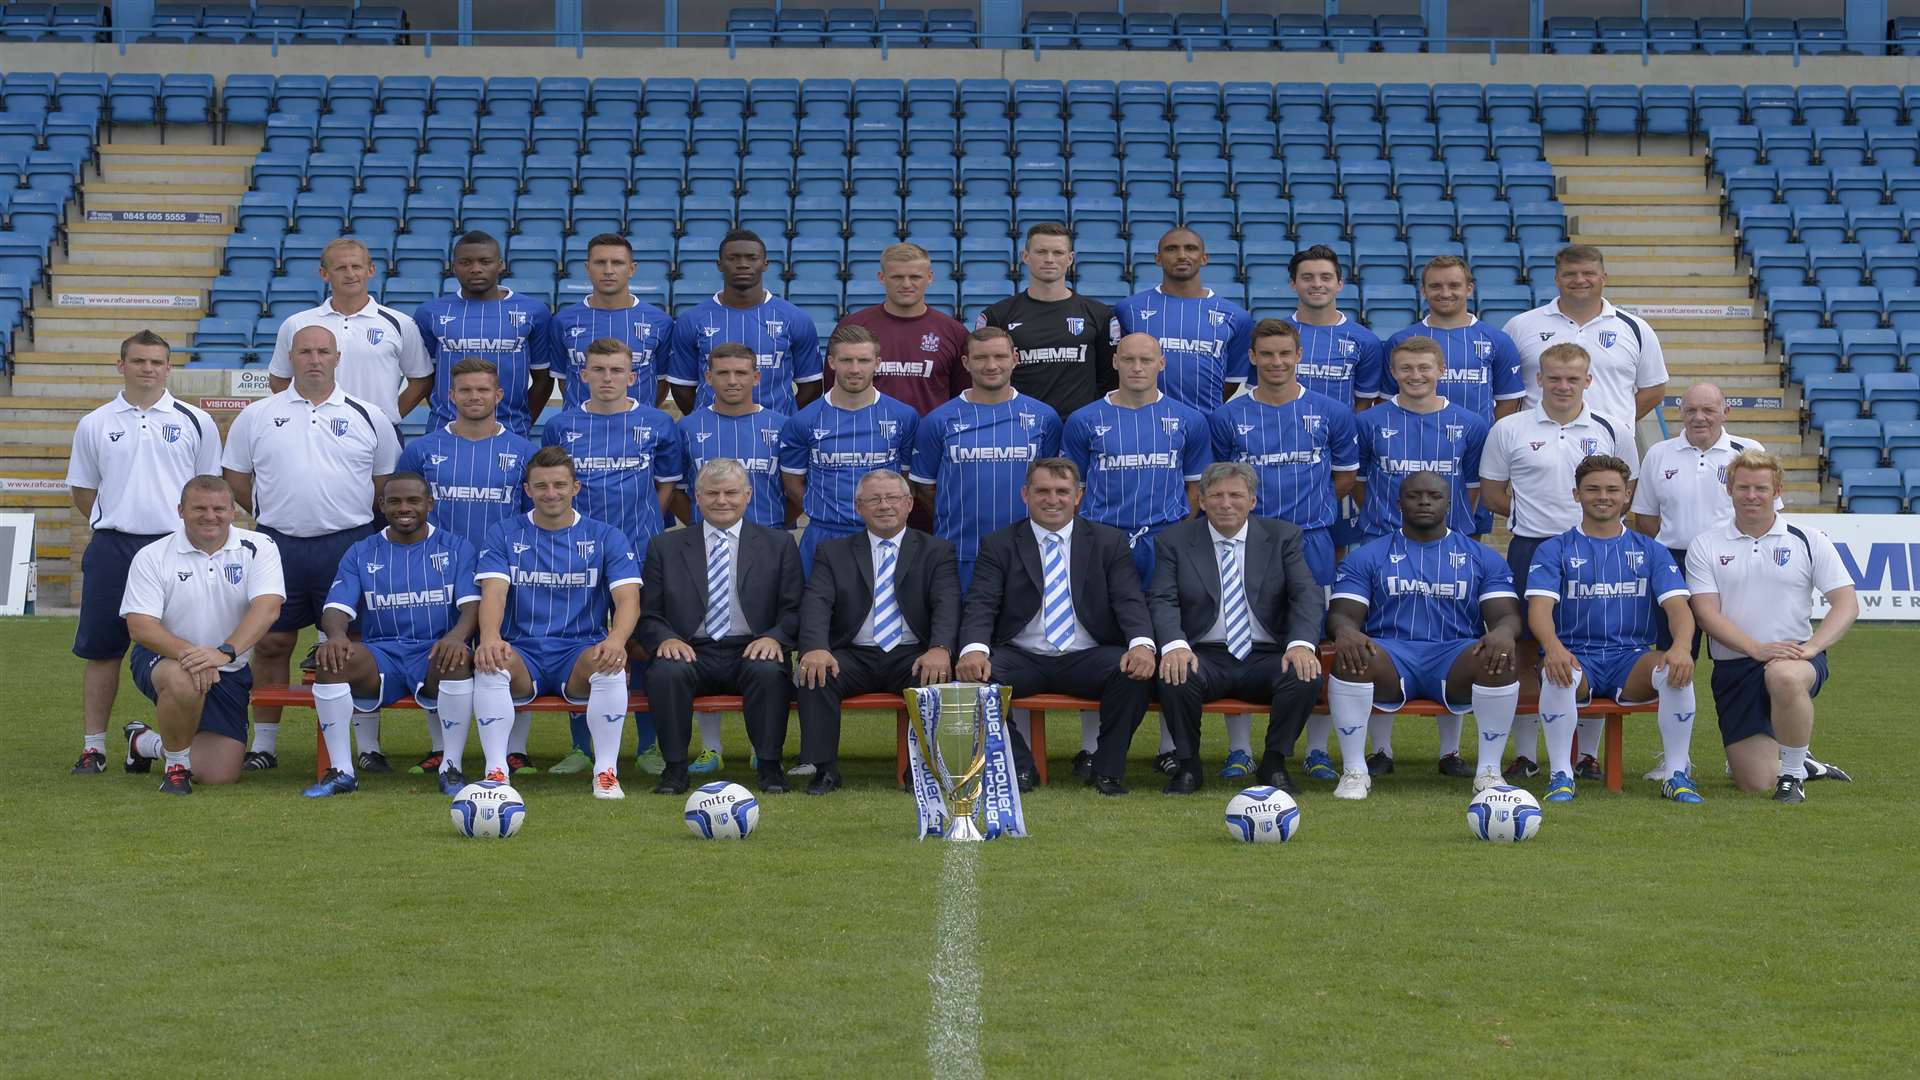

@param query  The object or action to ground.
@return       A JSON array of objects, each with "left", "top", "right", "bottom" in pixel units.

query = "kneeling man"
[
  {"left": 121, "top": 476, "right": 284, "bottom": 793},
  {"left": 954, "top": 457, "right": 1158, "bottom": 795},
  {"left": 1150, "top": 462, "right": 1324, "bottom": 795},
  {"left": 306, "top": 473, "right": 480, "bottom": 798},
  {"left": 1325, "top": 472, "right": 1521, "bottom": 800},
  {"left": 1686, "top": 449, "right": 1858, "bottom": 802},
  {"left": 795, "top": 469, "right": 960, "bottom": 794}
]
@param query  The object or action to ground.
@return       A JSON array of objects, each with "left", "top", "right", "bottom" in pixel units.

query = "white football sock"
[
  {"left": 162, "top": 746, "right": 191, "bottom": 770},
  {"left": 1540, "top": 678, "right": 1579, "bottom": 779},
  {"left": 1156, "top": 717, "right": 1175, "bottom": 756},
  {"left": 352, "top": 712, "right": 381, "bottom": 755},
  {"left": 509, "top": 711, "right": 532, "bottom": 755},
  {"left": 249, "top": 721, "right": 279, "bottom": 755},
  {"left": 1368, "top": 714, "right": 1392, "bottom": 757},
  {"left": 1328, "top": 676, "right": 1374, "bottom": 773},
  {"left": 435, "top": 679, "right": 474, "bottom": 774},
  {"left": 1435, "top": 714, "right": 1463, "bottom": 758},
  {"left": 1779, "top": 744, "right": 1809, "bottom": 780},
  {"left": 134, "top": 730, "right": 164, "bottom": 760},
  {"left": 1224, "top": 714, "right": 1254, "bottom": 758},
  {"left": 698, "top": 711, "right": 723, "bottom": 753},
  {"left": 428, "top": 712, "right": 444, "bottom": 752},
  {"left": 1653, "top": 667, "right": 1695, "bottom": 777},
  {"left": 1080, "top": 711, "right": 1099, "bottom": 754},
  {"left": 313, "top": 681, "right": 357, "bottom": 777},
  {"left": 84, "top": 732, "right": 107, "bottom": 754},
  {"left": 1575, "top": 715, "right": 1601, "bottom": 758},
  {"left": 473, "top": 670, "right": 515, "bottom": 775},
  {"left": 1304, "top": 713, "right": 1333, "bottom": 756},
  {"left": 1508, "top": 714, "right": 1539, "bottom": 762},
  {"left": 587, "top": 671, "right": 627, "bottom": 776},
  {"left": 1470, "top": 683, "right": 1519, "bottom": 773}
]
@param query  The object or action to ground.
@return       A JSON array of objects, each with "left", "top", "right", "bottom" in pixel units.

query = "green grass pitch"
[{"left": 5, "top": 616, "right": 1917, "bottom": 1078}]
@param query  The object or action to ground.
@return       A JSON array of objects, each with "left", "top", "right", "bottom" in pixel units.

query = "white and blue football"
[
  {"left": 684, "top": 781, "right": 759, "bottom": 840},
  {"left": 450, "top": 780, "right": 526, "bottom": 839},
  {"left": 1225, "top": 785, "right": 1301, "bottom": 844},
  {"left": 1467, "top": 785, "right": 1543, "bottom": 843}
]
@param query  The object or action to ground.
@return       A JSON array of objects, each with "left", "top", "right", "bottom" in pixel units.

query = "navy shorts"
[
  {"left": 1569, "top": 645, "right": 1655, "bottom": 706},
  {"left": 1121, "top": 520, "right": 1181, "bottom": 588},
  {"left": 129, "top": 644, "right": 253, "bottom": 743},
  {"left": 1711, "top": 652, "right": 1830, "bottom": 746},
  {"left": 1299, "top": 526, "right": 1335, "bottom": 587},
  {"left": 350, "top": 639, "right": 441, "bottom": 713},
  {"left": 73, "top": 529, "right": 168, "bottom": 660},
  {"left": 1505, "top": 533, "right": 1554, "bottom": 600},
  {"left": 512, "top": 637, "right": 601, "bottom": 706},
  {"left": 1372, "top": 637, "right": 1480, "bottom": 714},
  {"left": 260, "top": 522, "right": 380, "bottom": 633}
]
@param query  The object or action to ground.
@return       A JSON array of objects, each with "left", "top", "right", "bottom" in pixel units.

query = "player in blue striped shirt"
[
  {"left": 911, "top": 326, "right": 1063, "bottom": 590},
  {"left": 1354, "top": 336, "right": 1489, "bottom": 541},
  {"left": 1208, "top": 318, "right": 1360, "bottom": 586},
  {"left": 1063, "top": 333, "right": 1213, "bottom": 587},
  {"left": 397, "top": 358, "right": 537, "bottom": 551},
  {"left": 414, "top": 231, "right": 560, "bottom": 436},
  {"left": 539, "top": 338, "right": 683, "bottom": 778},
  {"left": 666, "top": 229, "right": 823, "bottom": 418},
  {"left": 472, "top": 446, "right": 643, "bottom": 800},
  {"left": 1112, "top": 227, "right": 1254, "bottom": 411},
  {"left": 677, "top": 343, "right": 790, "bottom": 529},
  {"left": 306, "top": 475, "right": 479, "bottom": 798},
  {"left": 1274, "top": 245, "right": 1385, "bottom": 411},
  {"left": 1382, "top": 256, "right": 1526, "bottom": 535},
  {"left": 547, "top": 233, "right": 676, "bottom": 411},
  {"left": 1522, "top": 454, "right": 1702, "bottom": 804},
  {"left": 1324, "top": 472, "right": 1522, "bottom": 800},
  {"left": 780, "top": 325, "right": 920, "bottom": 572}
]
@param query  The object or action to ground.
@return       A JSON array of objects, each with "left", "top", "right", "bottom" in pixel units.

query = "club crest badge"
[
  {"left": 761, "top": 427, "right": 781, "bottom": 447},
  {"left": 331, "top": 418, "right": 350, "bottom": 437},
  {"left": 765, "top": 320, "right": 784, "bottom": 337},
  {"left": 1337, "top": 337, "right": 1357, "bottom": 357},
  {"left": 1445, "top": 424, "right": 1465, "bottom": 442},
  {"left": 1208, "top": 309, "right": 1225, "bottom": 327},
  {"left": 1717, "top": 465, "right": 1729, "bottom": 482},
  {"left": 1580, "top": 437, "right": 1600, "bottom": 455},
  {"left": 577, "top": 540, "right": 597, "bottom": 559},
  {"left": 367, "top": 328, "right": 384, "bottom": 345},
  {"left": 1773, "top": 547, "right": 1792, "bottom": 566},
  {"left": 920, "top": 332, "right": 942, "bottom": 352},
  {"left": 1449, "top": 552, "right": 1468, "bottom": 568},
  {"left": 430, "top": 551, "right": 450, "bottom": 572},
  {"left": 1473, "top": 338, "right": 1492, "bottom": 360},
  {"left": 1599, "top": 330, "right": 1618, "bottom": 348},
  {"left": 1625, "top": 550, "right": 1644, "bottom": 570},
  {"left": 161, "top": 423, "right": 182, "bottom": 443},
  {"left": 633, "top": 426, "right": 652, "bottom": 443},
  {"left": 1302, "top": 413, "right": 1323, "bottom": 433},
  {"left": 507, "top": 310, "right": 528, "bottom": 327},
  {"left": 1066, "top": 318, "right": 1085, "bottom": 335},
  {"left": 879, "top": 420, "right": 901, "bottom": 442},
  {"left": 1160, "top": 416, "right": 1181, "bottom": 435},
  {"left": 224, "top": 564, "right": 244, "bottom": 585},
  {"left": 1017, "top": 411, "right": 1036, "bottom": 431},
  {"left": 497, "top": 453, "right": 518, "bottom": 471}
]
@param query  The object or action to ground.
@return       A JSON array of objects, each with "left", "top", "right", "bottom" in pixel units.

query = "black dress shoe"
[
  {"left": 1015, "top": 768, "right": 1037, "bottom": 793},
  {"left": 653, "top": 764, "right": 690, "bottom": 795},
  {"left": 1162, "top": 768, "right": 1202, "bottom": 795},
  {"left": 1070, "top": 749, "right": 1095, "bottom": 780},
  {"left": 1258, "top": 754, "right": 1299, "bottom": 795},
  {"left": 758, "top": 765, "right": 790, "bottom": 794},
  {"left": 806, "top": 767, "right": 842, "bottom": 795},
  {"left": 1091, "top": 773, "right": 1128, "bottom": 796}
]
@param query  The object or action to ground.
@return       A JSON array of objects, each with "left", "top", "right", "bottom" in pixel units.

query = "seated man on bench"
[
  {"left": 304, "top": 473, "right": 481, "bottom": 799},
  {"left": 471, "top": 446, "right": 642, "bottom": 800},
  {"left": 1324, "top": 471, "right": 1521, "bottom": 801}
]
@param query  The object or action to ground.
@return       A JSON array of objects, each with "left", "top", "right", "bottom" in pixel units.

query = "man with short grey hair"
[{"left": 1147, "top": 461, "right": 1326, "bottom": 794}]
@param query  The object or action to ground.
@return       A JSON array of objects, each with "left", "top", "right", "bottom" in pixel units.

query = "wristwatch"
[{"left": 217, "top": 643, "right": 238, "bottom": 662}]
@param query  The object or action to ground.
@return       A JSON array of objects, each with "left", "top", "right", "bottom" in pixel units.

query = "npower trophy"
[{"left": 905, "top": 682, "right": 1026, "bottom": 841}]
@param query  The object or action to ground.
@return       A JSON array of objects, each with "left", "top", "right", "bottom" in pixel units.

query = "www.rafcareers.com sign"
[{"left": 1791, "top": 514, "right": 1920, "bottom": 620}]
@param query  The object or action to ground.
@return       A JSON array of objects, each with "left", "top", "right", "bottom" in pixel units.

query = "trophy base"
[{"left": 943, "top": 813, "right": 985, "bottom": 842}]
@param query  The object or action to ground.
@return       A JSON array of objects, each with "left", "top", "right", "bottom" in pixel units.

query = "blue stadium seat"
[
  {"left": 1827, "top": 286, "right": 1883, "bottom": 330},
  {"left": 1545, "top": 17, "right": 1598, "bottom": 54},
  {"left": 1325, "top": 14, "right": 1373, "bottom": 53},
  {"left": 1597, "top": 16, "right": 1646, "bottom": 54},
  {"left": 1805, "top": 373, "right": 1865, "bottom": 429},
  {"left": 1076, "top": 11, "right": 1123, "bottom": 49},
  {"left": 1754, "top": 245, "right": 1811, "bottom": 292},
  {"left": 1844, "top": 329, "right": 1902, "bottom": 375},
  {"left": 1841, "top": 468, "right": 1903, "bottom": 512},
  {"left": 1811, "top": 242, "right": 1867, "bottom": 288},
  {"left": 925, "top": 8, "right": 976, "bottom": 47},
  {"left": 1769, "top": 286, "right": 1827, "bottom": 334},
  {"left": 1273, "top": 14, "right": 1323, "bottom": 51},
  {"left": 1375, "top": 15, "right": 1424, "bottom": 52},
  {"left": 1784, "top": 329, "right": 1843, "bottom": 381},
  {"left": 1867, "top": 243, "right": 1920, "bottom": 288},
  {"left": 1886, "top": 421, "right": 1920, "bottom": 469},
  {"left": 1589, "top": 86, "right": 1640, "bottom": 134},
  {"left": 1868, "top": 373, "right": 1920, "bottom": 421},
  {"left": 107, "top": 74, "right": 159, "bottom": 125}
]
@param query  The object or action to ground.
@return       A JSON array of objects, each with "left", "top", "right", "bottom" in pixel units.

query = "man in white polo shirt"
[
  {"left": 223, "top": 323, "right": 400, "bottom": 772},
  {"left": 120, "top": 475, "right": 284, "bottom": 794},
  {"left": 1479, "top": 342, "right": 1636, "bottom": 781},
  {"left": 1686, "top": 449, "right": 1859, "bottom": 803},
  {"left": 1504, "top": 244, "right": 1667, "bottom": 440},
  {"left": 65, "top": 330, "right": 222, "bottom": 776},
  {"left": 267, "top": 237, "right": 433, "bottom": 425}
]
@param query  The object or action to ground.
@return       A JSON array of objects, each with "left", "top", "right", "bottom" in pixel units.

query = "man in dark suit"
[
  {"left": 1150, "top": 461, "right": 1326, "bottom": 795},
  {"left": 954, "top": 457, "right": 1158, "bottom": 795},
  {"left": 795, "top": 469, "right": 961, "bottom": 795},
  {"left": 641, "top": 457, "right": 804, "bottom": 795}
]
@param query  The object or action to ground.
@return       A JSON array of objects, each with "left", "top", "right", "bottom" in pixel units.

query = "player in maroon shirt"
[{"left": 833, "top": 242, "right": 970, "bottom": 416}]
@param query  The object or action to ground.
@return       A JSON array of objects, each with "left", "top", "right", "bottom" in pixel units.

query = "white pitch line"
[{"left": 927, "top": 842, "right": 983, "bottom": 1080}]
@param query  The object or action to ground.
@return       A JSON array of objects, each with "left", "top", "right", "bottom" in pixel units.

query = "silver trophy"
[{"left": 906, "top": 682, "right": 1009, "bottom": 842}]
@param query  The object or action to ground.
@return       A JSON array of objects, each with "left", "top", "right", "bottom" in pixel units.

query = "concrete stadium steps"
[{"left": 90, "top": 142, "right": 250, "bottom": 187}]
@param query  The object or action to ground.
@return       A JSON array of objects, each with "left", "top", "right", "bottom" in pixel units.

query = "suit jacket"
[
  {"left": 960, "top": 516, "right": 1154, "bottom": 651},
  {"left": 799, "top": 528, "right": 961, "bottom": 655},
  {"left": 1147, "top": 515, "right": 1324, "bottom": 650},
  {"left": 638, "top": 521, "right": 803, "bottom": 651}
]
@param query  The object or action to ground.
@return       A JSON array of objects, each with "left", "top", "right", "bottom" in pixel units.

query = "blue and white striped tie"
[
  {"left": 872, "top": 539, "right": 904, "bottom": 651},
  {"left": 1219, "top": 539, "right": 1253, "bottom": 660},
  {"left": 704, "top": 533, "right": 732, "bottom": 641},
  {"left": 1041, "top": 532, "right": 1075, "bottom": 652}
]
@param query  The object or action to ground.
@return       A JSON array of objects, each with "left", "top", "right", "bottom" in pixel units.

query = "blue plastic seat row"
[
  {"left": 1768, "top": 286, "right": 1920, "bottom": 337},
  {"left": 1823, "top": 419, "right": 1920, "bottom": 476},
  {"left": 1016, "top": 11, "right": 1424, "bottom": 52},
  {"left": 134, "top": 4, "right": 404, "bottom": 45},
  {"left": 0, "top": 3, "right": 107, "bottom": 41},
  {"left": 1547, "top": 17, "right": 1849, "bottom": 55},
  {"left": 1785, "top": 329, "right": 1920, "bottom": 382},
  {"left": 726, "top": 7, "right": 975, "bottom": 48}
]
